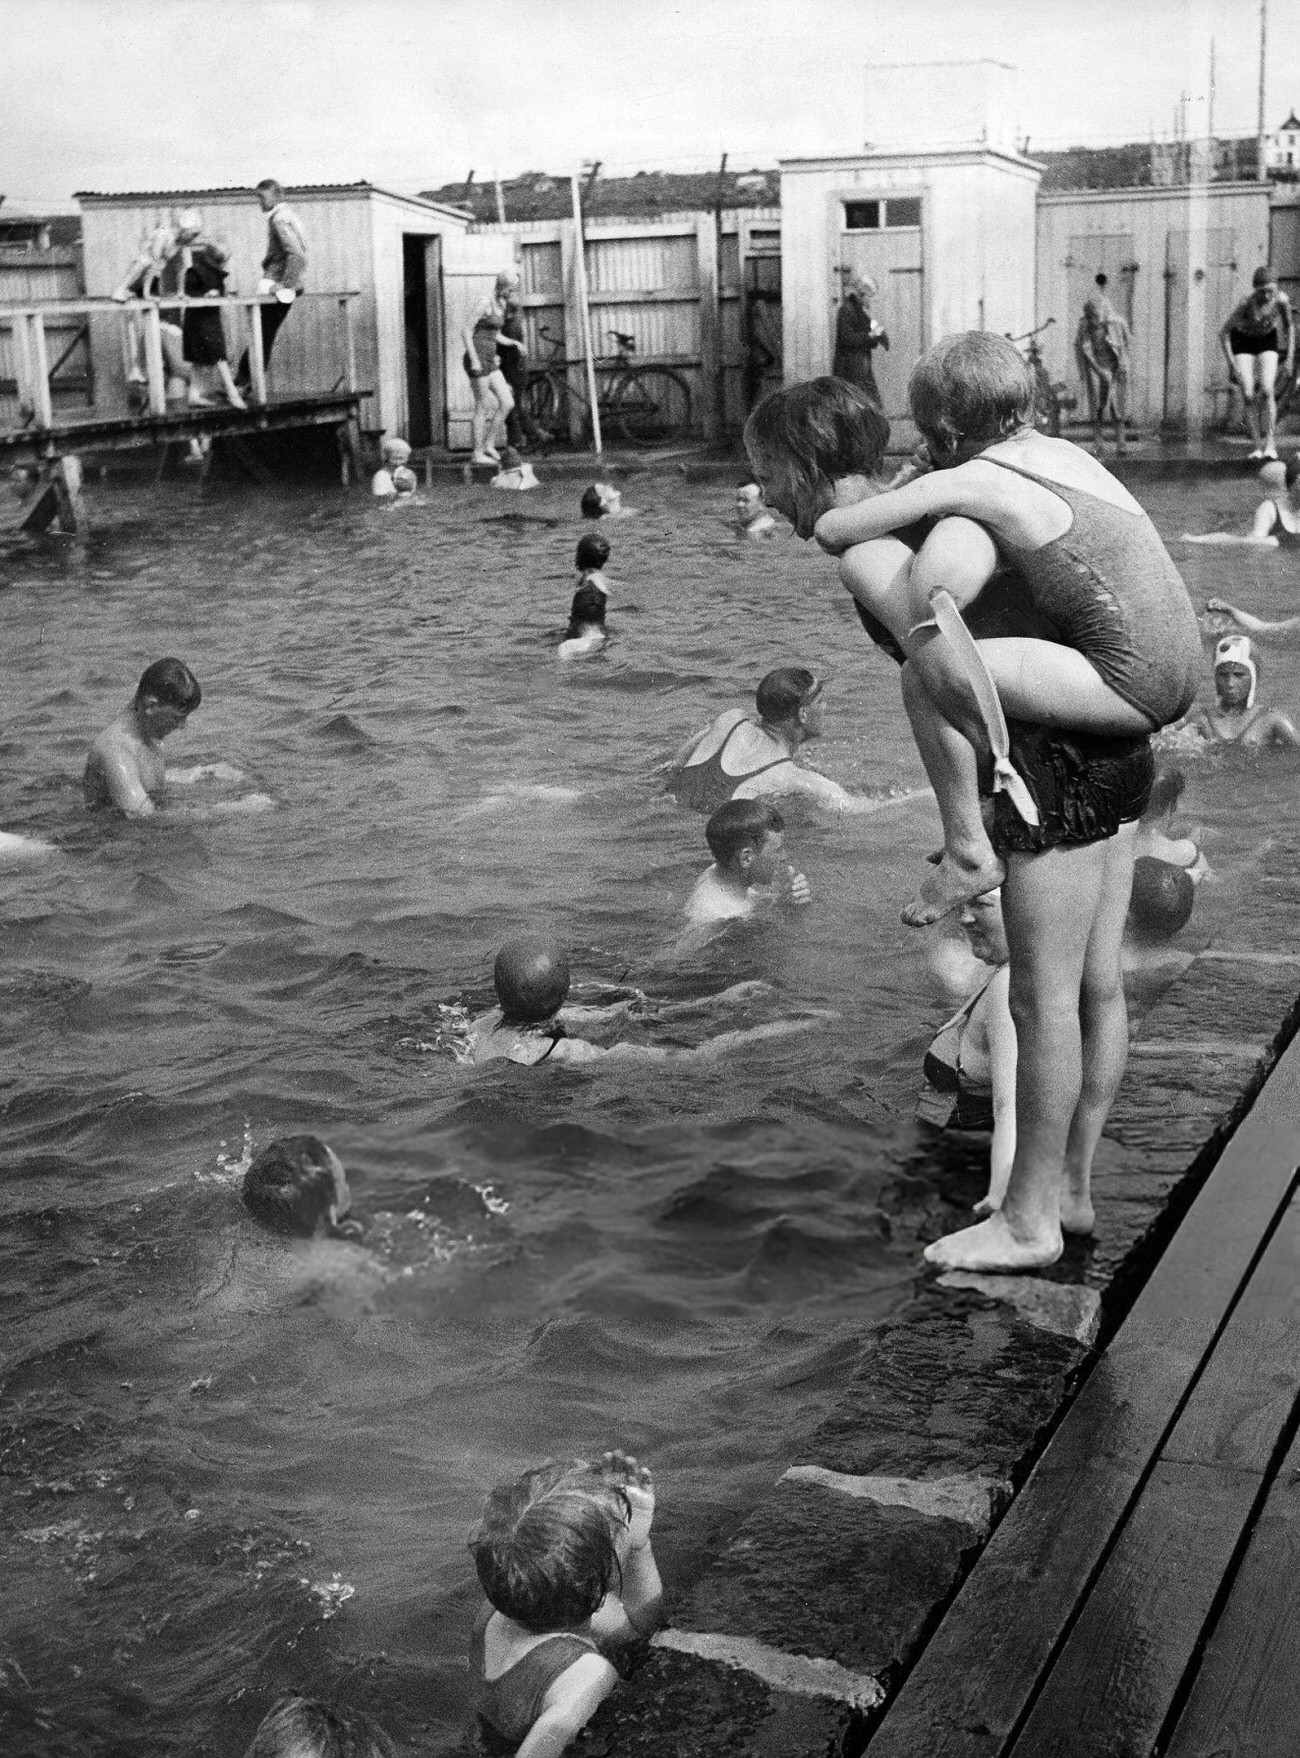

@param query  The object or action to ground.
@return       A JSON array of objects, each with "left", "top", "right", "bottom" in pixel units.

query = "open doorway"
[{"left": 402, "top": 234, "right": 445, "bottom": 449}]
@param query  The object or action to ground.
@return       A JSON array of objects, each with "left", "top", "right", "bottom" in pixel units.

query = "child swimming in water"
[
  {"left": 1182, "top": 635, "right": 1300, "bottom": 748},
  {"left": 469, "top": 1449, "right": 662, "bottom": 1757},
  {"left": 1181, "top": 455, "right": 1300, "bottom": 546},
  {"left": 684, "top": 799, "right": 811, "bottom": 927},
  {"left": 242, "top": 1136, "right": 357, "bottom": 1238},
  {"left": 83, "top": 658, "right": 202, "bottom": 816},
  {"left": 241, "top": 1694, "right": 395, "bottom": 1758},
  {"left": 558, "top": 533, "right": 611, "bottom": 661},
  {"left": 579, "top": 482, "right": 635, "bottom": 519},
  {"left": 468, "top": 933, "right": 823, "bottom": 1066},
  {"left": 372, "top": 436, "right": 418, "bottom": 501},
  {"left": 733, "top": 480, "right": 778, "bottom": 538}
]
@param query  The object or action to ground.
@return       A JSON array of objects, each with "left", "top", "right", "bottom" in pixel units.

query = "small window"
[
  {"left": 886, "top": 196, "right": 921, "bottom": 228},
  {"left": 843, "top": 200, "right": 880, "bottom": 231}
]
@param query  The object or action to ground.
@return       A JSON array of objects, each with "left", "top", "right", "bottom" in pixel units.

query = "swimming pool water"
[{"left": 0, "top": 466, "right": 1296, "bottom": 1754}]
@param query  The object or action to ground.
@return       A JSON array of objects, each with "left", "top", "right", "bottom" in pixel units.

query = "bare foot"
[
  {"left": 1060, "top": 1190, "right": 1096, "bottom": 1235},
  {"left": 901, "top": 853, "right": 1006, "bottom": 928},
  {"left": 225, "top": 387, "right": 247, "bottom": 411},
  {"left": 924, "top": 1212, "right": 1062, "bottom": 1272}
]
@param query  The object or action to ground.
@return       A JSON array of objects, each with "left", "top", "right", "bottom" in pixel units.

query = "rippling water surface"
[{"left": 0, "top": 466, "right": 1296, "bottom": 1754}]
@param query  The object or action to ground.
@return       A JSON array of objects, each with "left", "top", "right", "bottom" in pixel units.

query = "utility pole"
[{"left": 1258, "top": 0, "right": 1269, "bottom": 182}]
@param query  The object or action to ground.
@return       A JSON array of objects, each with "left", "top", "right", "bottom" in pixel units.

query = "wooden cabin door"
[
  {"left": 403, "top": 233, "right": 444, "bottom": 450},
  {"left": 837, "top": 202, "right": 924, "bottom": 423}
]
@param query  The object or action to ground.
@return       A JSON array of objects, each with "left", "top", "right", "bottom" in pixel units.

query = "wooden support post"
[
  {"left": 337, "top": 414, "right": 362, "bottom": 488},
  {"left": 696, "top": 215, "right": 721, "bottom": 443},
  {"left": 339, "top": 296, "right": 357, "bottom": 394},
  {"left": 142, "top": 305, "right": 167, "bottom": 415},
  {"left": 12, "top": 310, "right": 35, "bottom": 421},
  {"left": 28, "top": 312, "right": 54, "bottom": 429},
  {"left": 19, "top": 455, "right": 86, "bottom": 537},
  {"left": 558, "top": 218, "right": 585, "bottom": 447},
  {"left": 248, "top": 300, "right": 268, "bottom": 407}
]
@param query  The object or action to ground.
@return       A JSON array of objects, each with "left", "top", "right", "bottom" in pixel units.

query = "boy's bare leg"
[
  {"left": 1060, "top": 824, "right": 1136, "bottom": 1233},
  {"left": 924, "top": 840, "right": 1108, "bottom": 1272},
  {"left": 899, "top": 659, "right": 1004, "bottom": 925}
]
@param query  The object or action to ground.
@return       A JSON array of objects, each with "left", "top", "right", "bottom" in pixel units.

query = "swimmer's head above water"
[
  {"left": 1213, "top": 635, "right": 1259, "bottom": 709},
  {"left": 705, "top": 798, "right": 787, "bottom": 883},
  {"left": 242, "top": 1135, "right": 353, "bottom": 1238},
  {"left": 493, "top": 933, "right": 571, "bottom": 1025},
  {"left": 755, "top": 665, "right": 825, "bottom": 738},
  {"left": 743, "top": 378, "right": 890, "bottom": 538},
  {"left": 908, "top": 331, "right": 1036, "bottom": 467},
  {"left": 134, "top": 657, "right": 201, "bottom": 737},
  {"left": 1128, "top": 856, "right": 1195, "bottom": 943},
  {"left": 241, "top": 1692, "right": 397, "bottom": 1758},
  {"left": 575, "top": 531, "right": 610, "bottom": 571},
  {"left": 580, "top": 482, "right": 622, "bottom": 518}
]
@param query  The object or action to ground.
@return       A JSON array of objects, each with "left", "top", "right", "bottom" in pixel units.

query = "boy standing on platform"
[{"left": 238, "top": 179, "right": 308, "bottom": 388}]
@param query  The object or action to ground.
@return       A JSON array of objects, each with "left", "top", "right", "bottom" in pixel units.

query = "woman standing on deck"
[
  {"left": 832, "top": 272, "right": 889, "bottom": 408},
  {"left": 1220, "top": 266, "right": 1295, "bottom": 462},
  {"left": 462, "top": 270, "right": 524, "bottom": 465}
]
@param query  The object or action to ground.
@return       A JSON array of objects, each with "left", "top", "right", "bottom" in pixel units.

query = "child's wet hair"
[
  {"left": 493, "top": 934, "right": 571, "bottom": 1023},
  {"left": 743, "top": 378, "right": 890, "bottom": 536},
  {"left": 755, "top": 665, "right": 820, "bottom": 723},
  {"left": 1128, "top": 856, "right": 1194, "bottom": 941},
  {"left": 580, "top": 485, "right": 606, "bottom": 518},
  {"left": 1285, "top": 453, "right": 1300, "bottom": 492},
  {"left": 242, "top": 1136, "right": 349, "bottom": 1238},
  {"left": 241, "top": 1693, "right": 396, "bottom": 1758},
  {"left": 471, "top": 1458, "right": 630, "bottom": 1633},
  {"left": 575, "top": 532, "right": 611, "bottom": 571},
  {"left": 705, "top": 798, "right": 784, "bottom": 866},
  {"left": 908, "top": 331, "right": 1035, "bottom": 461},
  {"left": 135, "top": 657, "right": 201, "bottom": 713}
]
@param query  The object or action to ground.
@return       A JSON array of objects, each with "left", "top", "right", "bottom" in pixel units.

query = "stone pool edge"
[{"left": 577, "top": 845, "right": 1300, "bottom": 1758}]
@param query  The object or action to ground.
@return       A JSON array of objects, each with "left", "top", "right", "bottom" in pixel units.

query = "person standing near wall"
[
  {"left": 237, "top": 178, "right": 308, "bottom": 389},
  {"left": 1074, "top": 273, "right": 1131, "bottom": 456},
  {"left": 832, "top": 271, "right": 889, "bottom": 408},
  {"left": 1220, "top": 265, "right": 1294, "bottom": 462}
]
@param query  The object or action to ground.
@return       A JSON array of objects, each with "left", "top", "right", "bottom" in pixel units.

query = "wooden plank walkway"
[
  {"left": 0, "top": 390, "right": 363, "bottom": 459},
  {"left": 863, "top": 1022, "right": 1300, "bottom": 1758}
]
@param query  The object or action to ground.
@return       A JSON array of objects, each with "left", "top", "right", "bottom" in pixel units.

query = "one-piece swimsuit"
[
  {"left": 472, "top": 307, "right": 504, "bottom": 373},
  {"left": 918, "top": 968, "right": 998, "bottom": 1130},
  {"left": 983, "top": 457, "right": 1202, "bottom": 729},
  {"left": 470, "top": 1603, "right": 600, "bottom": 1752},
  {"left": 667, "top": 717, "right": 790, "bottom": 813}
]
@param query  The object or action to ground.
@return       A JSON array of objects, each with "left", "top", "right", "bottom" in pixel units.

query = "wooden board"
[
  {"left": 862, "top": 1031, "right": 1300, "bottom": 1758},
  {"left": 1161, "top": 1421, "right": 1300, "bottom": 1756}
]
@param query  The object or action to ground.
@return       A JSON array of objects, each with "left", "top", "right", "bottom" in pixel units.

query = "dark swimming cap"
[
  {"left": 242, "top": 1135, "right": 350, "bottom": 1237},
  {"left": 493, "top": 934, "right": 571, "bottom": 1023},
  {"left": 1129, "top": 856, "right": 1194, "bottom": 940}
]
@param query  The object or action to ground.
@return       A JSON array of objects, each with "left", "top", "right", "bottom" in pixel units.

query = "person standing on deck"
[
  {"left": 1219, "top": 266, "right": 1294, "bottom": 462},
  {"left": 832, "top": 271, "right": 889, "bottom": 408},
  {"left": 1075, "top": 274, "right": 1131, "bottom": 457},
  {"left": 237, "top": 179, "right": 307, "bottom": 389}
]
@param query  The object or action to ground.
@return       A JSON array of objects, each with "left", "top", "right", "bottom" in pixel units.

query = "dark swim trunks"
[{"left": 980, "top": 721, "right": 1153, "bottom": 857}]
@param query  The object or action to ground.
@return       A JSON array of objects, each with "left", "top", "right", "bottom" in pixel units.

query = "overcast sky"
[{"left": 4, "top": 0, "right": 1299, "bottom": 207}]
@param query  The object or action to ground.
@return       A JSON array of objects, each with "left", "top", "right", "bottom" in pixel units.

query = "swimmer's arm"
[
  {"left": 1183, "top": 504, "right": 1279, "bottom": 545},
  {"left": 814, "top": 464, "right": 1012, "bottom": 556},
  {"left": 909, "top": 515, "right": 1001, "bottom": 615},
  {"left": 1264, "top": 710, "right": 1300, "bottom": 747},
  {"left": 92, "top": 747, "right": 156, "bottom": 817},
  {"left": 779, "top": 765, "right": 891, "bottom": 814},
  {"left": 551, "top": 1016, "right": 830, "bottom": 1065},
  {"left": 516, "top": 1654, "right": 619, "bottom": 1758},
  {"left": 1204, "top": 599, "right": 1300, "bottom": 634}
]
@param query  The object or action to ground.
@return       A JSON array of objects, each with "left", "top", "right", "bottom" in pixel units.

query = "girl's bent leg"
[
  {"left": 900, "top": 660, "right": 1004, "bottom": 926},
  {"left": 1060, "top": 824, "right": 1137, "bottom": 1233},
  {"left": 924, "top": 840, "right": 1109, "bottom": 1272}
]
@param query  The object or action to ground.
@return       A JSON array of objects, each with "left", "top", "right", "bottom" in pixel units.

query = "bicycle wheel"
[
  {"left": 522, "top": 371, "right": 561, "bottom": 439},
  {"left": 609, "top": 367, "right": 693, "bottom": 447}
]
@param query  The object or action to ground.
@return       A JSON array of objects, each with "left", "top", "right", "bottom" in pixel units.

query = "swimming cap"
[
  {"left": 1129, "top": 856, "right": 1194, "bottom": 941},
  {"left": 1259, "top": 459, "right": 1288, "bottom": 493},
  {"left": 243, "top": 1136, "right": 351, "bottom": 1237},
  {"left": 382, "top": 437, "right": 412, "bottom": 464},
  {"left": 493, "top": 934, "right": 570, "bottom": 1023},
  {"left": 1213, "top": 635, "right": 1258, "bottom": 708}
]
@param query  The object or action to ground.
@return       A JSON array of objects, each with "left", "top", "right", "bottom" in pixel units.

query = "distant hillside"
[{"left": 419, "top": 167, "right": 780, "bottom": 223}]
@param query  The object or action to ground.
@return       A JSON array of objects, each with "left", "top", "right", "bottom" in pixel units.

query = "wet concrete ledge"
[{"left": 575, "top": 833, "right": 1300, "bottom": 1758}]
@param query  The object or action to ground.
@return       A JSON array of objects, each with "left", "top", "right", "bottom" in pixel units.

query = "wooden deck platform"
[
  {"left": 862, "top": 1021, "right": 1300, "bottom": 1757},
  {"left": 0, "top": 389, "right": 364, "bottom": 460}
]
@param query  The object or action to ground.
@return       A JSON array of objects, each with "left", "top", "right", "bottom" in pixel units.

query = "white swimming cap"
[{"left": 1213, "top": 634, "right": 1258, "bottom": 707}]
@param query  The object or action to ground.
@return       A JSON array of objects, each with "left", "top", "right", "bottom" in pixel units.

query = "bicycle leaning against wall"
[
  {"left": 1005, "top": 319, "right": 1076, "bottom": 438},
  {"left": 522, "top": 327, "right": 693, "bottom": 447}
]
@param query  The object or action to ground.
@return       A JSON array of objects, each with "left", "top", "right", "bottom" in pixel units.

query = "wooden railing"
[{"left": 0, "top": 292, "right": 360, "bottom": 430}]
